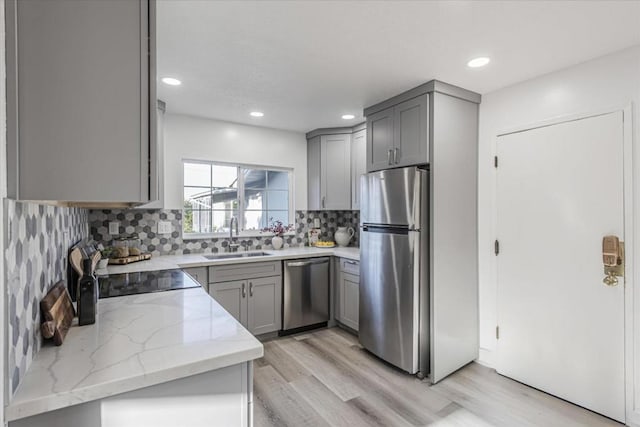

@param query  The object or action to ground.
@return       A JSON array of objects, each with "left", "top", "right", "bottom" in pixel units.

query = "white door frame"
[{"left": 492, "top": 105, "right": 635, "bottom": 423}]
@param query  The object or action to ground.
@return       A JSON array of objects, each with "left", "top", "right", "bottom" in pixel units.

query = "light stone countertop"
[
  {"left": 6, "top": 287, "right": 263, "bottom": 422},
  {"left": 7, "top": 246, "right": 360, "bottom": 422},
  {"left": 99, "top": 246, "right": 360, "bottom": 275}
]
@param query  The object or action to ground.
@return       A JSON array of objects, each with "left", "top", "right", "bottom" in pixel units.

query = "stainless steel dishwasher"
[{"left": 282, "top": 257, "right": 330, "bottom": 333}]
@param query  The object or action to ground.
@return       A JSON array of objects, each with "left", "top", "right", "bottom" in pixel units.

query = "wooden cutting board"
[
  {"left": 41, "top": 281, "right": 75, "bottom": 346},
  {"left": 108, "top": 253, "right": 152, "bottom": 265}
]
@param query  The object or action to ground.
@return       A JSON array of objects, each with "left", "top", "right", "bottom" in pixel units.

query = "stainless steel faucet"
[{"left": 229, "top": 216, "right": 240, "bottom": 252}]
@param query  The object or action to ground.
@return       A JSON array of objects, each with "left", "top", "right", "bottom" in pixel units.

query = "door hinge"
[
  {"left": 494, "top": 156, "right": 498, "bottom": 168},
  {"left": 494, "top": 240, "right": 500, "bottom": 255},
  {"left": 496, "top": 326, "right": 500, "bottom": 340}
]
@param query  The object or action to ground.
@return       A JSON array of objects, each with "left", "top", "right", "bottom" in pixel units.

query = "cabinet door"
[
  {"left": 307, "top": 135, "right": 322, "bottom": 210},
  {"left": 183, "top": 267, "right": 208, "bottom": 291},
  {"left": 339, "top": 272, "right": 360, "bottom": 331},
  {"left": 320, "top": 134, "right": 351, "bottom": 210},
  {"left": 351, "top": 129, "right": 367, "bottom": 210},
  {"left": 247, "top": 276, "right": 282, "bottom": 335},
  {"left": 210, "top": 280, "right": 248, "bottom": 326},
  {"left": 7, "top": 0, "right": 154, "bottom": 203},
  {"left": 366, "top": 107, "right": 394, "bottom": 172},
  {"left": 393, "top": 94, "right": 429, "bottom": 167}
]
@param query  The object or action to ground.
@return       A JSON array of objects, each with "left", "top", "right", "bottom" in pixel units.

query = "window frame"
[{"left": 182, "top": 158, "right": 294, "bottom": 238}]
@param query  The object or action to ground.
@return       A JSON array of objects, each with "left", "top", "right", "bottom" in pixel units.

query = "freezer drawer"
[
  {"left": 283, "top": 257, "right": 330, "bottom": 330},
  {"left": 359, "top": 227, "right": 420, "bottom": 373}
]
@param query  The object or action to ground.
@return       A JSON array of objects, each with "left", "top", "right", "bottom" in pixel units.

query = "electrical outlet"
[
  {"left": 108, "top": 222, "right": 120, "bottom": 235},
  {"left": 157, "top": 221, "right": 172, "bottom": 235},
  {"left": 313, "top": 218, "right": 321, "bottom": 228}
]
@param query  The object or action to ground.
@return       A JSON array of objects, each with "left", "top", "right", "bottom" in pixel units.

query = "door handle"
[
  {"left": 249, "top": 282, "right": 253, "bottom": 297},
  {"left": 287, "top": 259, "right": 330, "bottom": 267},
  {"left": 602, "top": 235, "right": 624, "bottom": 286},
  {"left": 394, "top": 148, "right": 399, "bottom": 164},
  {"left": 242, "top": 282, "right": 246, "bottom": 298},
  {"left": 387, "top": 149, "right": 393, "bottom": 165}
]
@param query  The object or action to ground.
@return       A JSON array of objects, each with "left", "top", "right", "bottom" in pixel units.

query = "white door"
[{"left": 496, "top": 111, "right": 625, "bottom": 422}]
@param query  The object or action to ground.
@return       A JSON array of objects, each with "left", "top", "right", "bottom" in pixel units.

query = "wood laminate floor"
[{"left": 253, "top": 327, "right": 621, "bottom": 427}]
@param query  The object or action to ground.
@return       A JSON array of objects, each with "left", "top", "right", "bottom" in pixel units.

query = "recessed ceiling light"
[
  {"left": 342, "top": 114, "right": 355, "bottom": 120},
  {"left": 250, "top": 111, "right": 264, "bottom": 117},
  {"left": 467, "top": 57, "right": 490, "bottom": 68},
  {"left": 161, "top": 77, "right": 182, "bottom": 86}
]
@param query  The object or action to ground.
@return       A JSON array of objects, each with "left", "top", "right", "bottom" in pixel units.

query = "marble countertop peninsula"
[{"left": 6, "top": 287, "right": 263, "bottom": 422}]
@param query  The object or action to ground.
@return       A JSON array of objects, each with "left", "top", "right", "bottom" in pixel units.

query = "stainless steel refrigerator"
[{"left": 359, "top": 166, "right": 429, "bottom": 376}]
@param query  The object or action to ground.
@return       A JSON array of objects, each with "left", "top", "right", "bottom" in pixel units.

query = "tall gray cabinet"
[
  {"left": 350, "top": 124, "right": 366, "bottom": 210},
  {"left": 307, "top": 131, "right": 351, "bottom": 210},
  {"left": 306, "top": 125, "right": 367, "bottom": 211},
  {"left": 363, "top": 80, "right": 481, "bottom": 384},
  {"left": 6, "top": 0, "right": 157, "bottom": 205}
]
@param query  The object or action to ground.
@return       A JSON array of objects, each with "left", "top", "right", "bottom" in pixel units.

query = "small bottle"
[{"left": 78, "top": 258, "right": 97, "bottom": 325}]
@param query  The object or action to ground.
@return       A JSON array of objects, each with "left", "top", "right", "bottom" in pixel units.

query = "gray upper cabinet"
[
  {"left": 6, "top": 0, "right": 156, "bottom": 205},
  {"left": 351, "top": 128, "right": 366, "bottom": 210},
  {"left": 365, "top": 95, "right": 428, "bottom": 172},
  {"left": 307, "top": 135, "right": 322, "bottom": 210},
  {"left": 321, "top": 134, "right": 351, "bottom": 210},
  {"left": 393, "top": 95, "right": 428, "bottom": 167},
  {"left": 367, "top": 107, "right": 395, "bottom": 171},
  {"left": 307, "top": 131, "right": 351, "bottom": 210}
]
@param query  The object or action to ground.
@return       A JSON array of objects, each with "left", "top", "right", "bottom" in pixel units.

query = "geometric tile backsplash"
[
  {"left": 4, "top": 199, "right": 89, "bottom": 396},
  {"left": 89, "top": 209, "right": 360, "bottom": 256}
]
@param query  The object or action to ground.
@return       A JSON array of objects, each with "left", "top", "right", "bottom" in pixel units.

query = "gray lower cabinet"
[
  {"left": 6, "top": 0, "right": 157, "bottom": 204},
  {"left": 208, "top": 262, "right": 282, "bottom": 335},
  {"left": 307, "top": 133, "right": 351, "bottom": 210},
  {"left": 210, "top": 280, "right": 248, "bottom": 326},
  {"left": 365, "top": 94, "right": 428, "bottom": 172},
  {"left": 336, "top": 258, "right": 359, "bottom": 331},
  {"left": 247, "top": 276, "right": 282, "bottom": 335},
  {"left": 351, "top": 128, "right": 366, "bottom": 210},
  {"left": 182, "top": 267, "right": 208, "bottom": 290}
]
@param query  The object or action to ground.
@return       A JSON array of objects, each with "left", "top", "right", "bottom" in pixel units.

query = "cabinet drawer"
[
  {"left": 209, "top": 261, "right": 282, "bottom": 283},
  {"left": 340, "top": 258, "right": 360, "bottom": 275}
]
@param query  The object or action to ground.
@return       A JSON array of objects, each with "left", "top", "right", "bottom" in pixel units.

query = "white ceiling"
[{"left": 157, "top": 0, "right": 640, "bottom": 133}]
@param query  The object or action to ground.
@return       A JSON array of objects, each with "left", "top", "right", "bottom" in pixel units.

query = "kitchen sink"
[{"left": 204, "top": 251, "right": 272, "bottom": 260}]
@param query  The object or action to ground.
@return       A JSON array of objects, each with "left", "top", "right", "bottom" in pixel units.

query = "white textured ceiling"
[{"left": 157, "top": 0, "right": 640, "bottom": 132}]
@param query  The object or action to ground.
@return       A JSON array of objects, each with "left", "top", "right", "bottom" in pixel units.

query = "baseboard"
[{"left": 477, "top": 348, "right": 495, "bottom": 368}]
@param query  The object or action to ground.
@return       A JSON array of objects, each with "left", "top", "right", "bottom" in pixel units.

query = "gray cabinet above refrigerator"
[{"left": 363, "top": 80, "right": 480, "bottom": 173}]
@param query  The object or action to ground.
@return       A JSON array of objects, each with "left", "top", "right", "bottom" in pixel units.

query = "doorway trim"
[{"left": 492, "top": 104, "right": 634, "bottom": 423}]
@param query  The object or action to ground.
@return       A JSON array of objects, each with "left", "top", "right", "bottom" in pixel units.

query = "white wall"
[
  {"left": 163, "top": 114, "right": 308, "bottom": 211},
  {"left": 478, "top": 45, "right": 640, "bottom": 422}
]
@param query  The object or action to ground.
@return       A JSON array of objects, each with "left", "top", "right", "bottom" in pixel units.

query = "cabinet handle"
[
  {"left": 345, "top": 260, "right": 358, "bottom": 265},
  {"left": 394, "top": 148, "right": 399, "bottom": 164},
  {"left": 387, "top": 149, "right": 393, "bottom": 165},
  {"left": 322, "top": 196, "right": 326, "bottom": 209},
  {"left": 249, "top": 282, "right": 254, "bottom": 297},
  {"left": 242, "top": 283, "right": 246, "bottom": 298}
]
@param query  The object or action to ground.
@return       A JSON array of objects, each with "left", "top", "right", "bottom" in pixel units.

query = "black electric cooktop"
[{"left": 97, "top": 269, "right": 200, "bottom": 299}]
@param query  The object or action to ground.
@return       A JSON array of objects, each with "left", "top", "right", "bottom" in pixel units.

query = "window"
[{"left": 183, "top": 160, "right": 292, "bottom": 235}]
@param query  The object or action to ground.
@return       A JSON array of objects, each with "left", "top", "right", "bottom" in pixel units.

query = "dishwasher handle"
[{"left": 286, "top": 259, "right": 330, "bottom": 268}]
